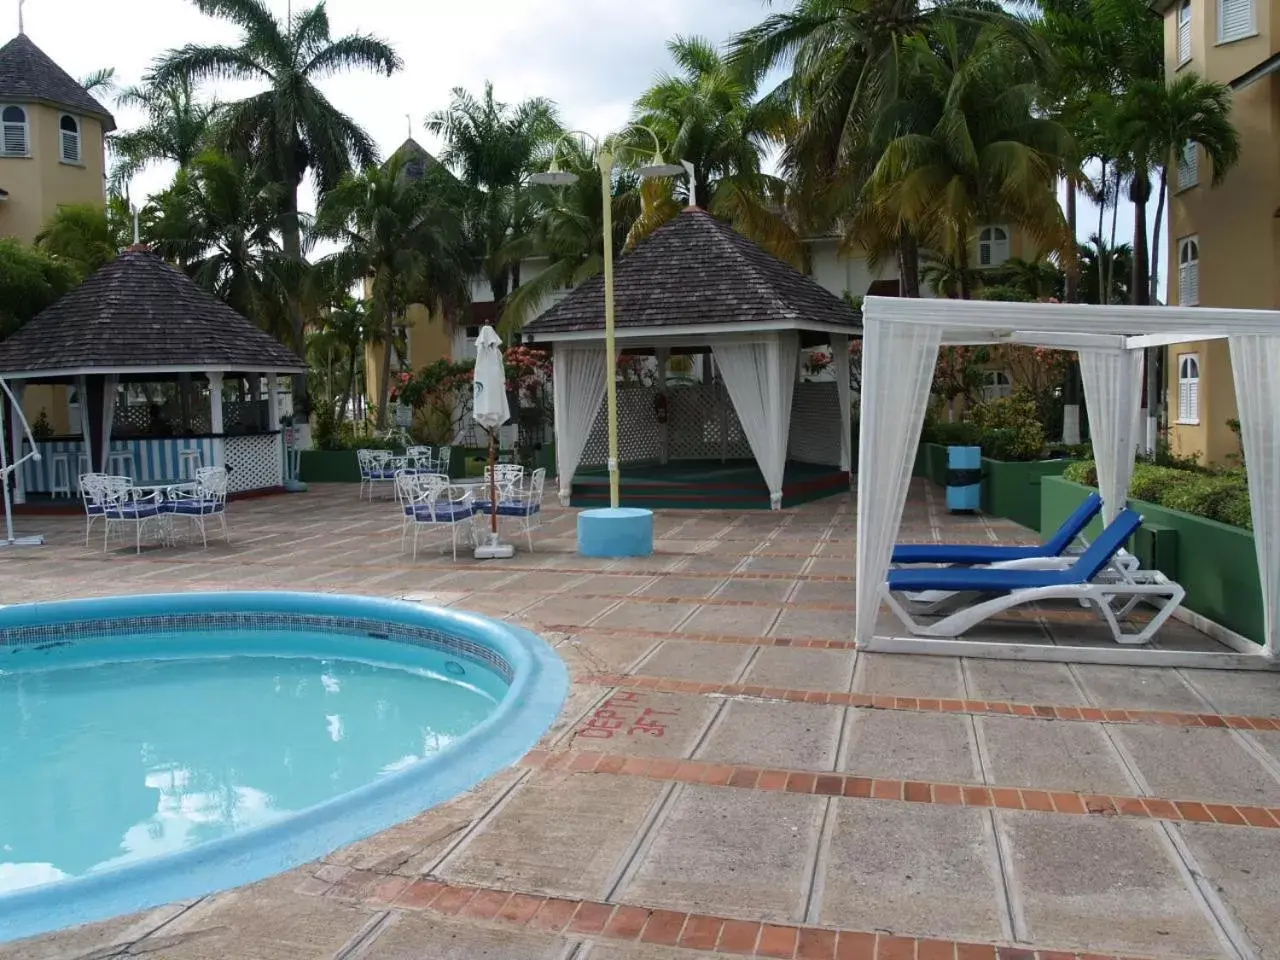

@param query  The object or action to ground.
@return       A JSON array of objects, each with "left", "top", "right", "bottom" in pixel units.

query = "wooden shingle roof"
[
  {"left": 522, "top": 208, "right": 861, "bottom": 338},
  {"left": 0, "top": 247, "right": 306, "bottom": 377},
  {"left": 0, "top": 34, "right": 116, "bottom": 130}
]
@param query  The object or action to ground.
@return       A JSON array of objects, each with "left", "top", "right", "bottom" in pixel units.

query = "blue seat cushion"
[
  {"left": 887, "top": 565, "right": 1079, "bottom": 593},
  {"left": 85, "top": 504, "right": 105, "bottom": 516},
  {"left": 892, "top": 543, "right": 1047, "bottom": 564},
  {"left": 370, "top": 470, "right": 399, "bottom": 480},
  {"left": 168, "top": 499, "right": 224, "bottom": 516},
  {"left": 108, "top": 504, "right": 161, "bottom": 520},
  {"left": 497, "top": 501, "right": 540, "bottom": 518},
  {"left": 407, "top": 504, "right": 473, "bottom": 522}
]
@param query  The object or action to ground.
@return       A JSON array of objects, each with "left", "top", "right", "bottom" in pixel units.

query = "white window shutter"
[
  {"left": 1, "top": 122, "right": 25, "bottom": 156},
  {"left": 1179, "top": 142, "right": 1199, "bottom": 188},
  {"left": 60, "top": 130, "right": 79, "bottom": 163},
  {"left": 1220, "top": 0, "right": 1252, "bottom": 41},
  {"left": 1188, "top": 377, "right": 1199, "bottom": 421},
  {"left": 1178, "top": 16, "right": 1192, "bottom": 59}
]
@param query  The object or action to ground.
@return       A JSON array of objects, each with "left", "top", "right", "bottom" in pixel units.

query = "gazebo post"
[
  {"left": 76, "top": 375, "right": 92, "bottom": 474},
  {"left": 9, "top": 382, "right": 25, "bottom": 505},
  {"left": 208, "top": 372, "right": 225, "bottom": 469},
  {"left": 655, "top": 347, "right": 669, "bottom": 465},
  {"left": 81, "top": 375, "right": 108, "bottom": 473}
]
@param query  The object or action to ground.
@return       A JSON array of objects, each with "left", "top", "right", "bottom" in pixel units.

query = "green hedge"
[{"left": 1063, "top": 460, "right": 1252, "bottom": 530}]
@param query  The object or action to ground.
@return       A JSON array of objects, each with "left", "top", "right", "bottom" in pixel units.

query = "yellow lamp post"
[{"left": 529, "top": 125, "right": 687, "bottom": 509}]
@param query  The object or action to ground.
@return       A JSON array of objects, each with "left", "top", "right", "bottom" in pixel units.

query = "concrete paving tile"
[
  {"left": 594, "top": 601, "right": 700, "bottom": 632},
  {"left": 1179, "top": 669, "right": 1280, "bottom": 717},
  {"left": 820, "top": 799, "right": 1005, "bottom": 942},
  {"left": 998, "top": 810, "right": 1225, "bottom": 958},
  {"left": 741, "top": 647, "right": 856, "bottom": 692},
  {"left": 0, "top": 903, "right": 190, "bottom": 960},
  {"left": 770, "top": 608, "right": 850, "bottom": 640},
  {"left": 1070, "top": 664, "right": 1212, "bottom": 712},
  {"left": 678, "top": 604, "right": 777, "bottom": 637},
  {"left": 714, "top": 577, "right": 796, "bottom": 602},
  {"left": 1110, "top": 725, "right": 1280, "bottom": 806},
  {"left": 637, "top": 577, "right": 726, "bottom": 598},
  {"left": 1178, "top": 822, "right": 1280, "bottom": 960},
  {"left": 622, "top": 784, "right": 824, "bottom": 923},
  {"left": 842, "top": 709, "right": 982, "bottom": 784},
  {"left": 736, "top": 556, "right": 810, "bottom": 575},
  {"left": 636, "top": 640, "right": 755, "bottom": 683},
  {"left": 789, "top": 580, "right": 854, "bottom": 605},
  {"left": 978, "top": 716, "right": 1133, "bottom": 794},
  {"left": 558, "top": 634, "right": 661, "bottom": 675},
  {"left": 496, "top": 571, "right": 585, "bottom": 593},
  {"left": 696, "top": 701, "right": 843, "bottom": 770},
  {"left": 963, "top": 660, "right": 1088, "bottom": 706},
  {"left": 359, "top": 912, "right": 567, "bottom": 958},
  {"left": 134, "top": 884, "right": 379, "bottom": 960},
  {"left": 440, "top": 773, "right": 665, "bottom": 900},
  {"left": 520, "top": 595, "right": 622, "bottom": 627},
  {"left": 855, "top": 652, "right": 965, "bottom": 698},
  {"left": 569, "top": 690, "right": 719, "bottom": 759},
  {"left": 569, "top": 574, "right": 653, "bottom": 596}
]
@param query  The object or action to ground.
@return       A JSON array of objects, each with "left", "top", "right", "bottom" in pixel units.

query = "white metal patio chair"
[
  {"left": 78, "top": 472, "right": 114, "bottom": 548},
  {"left": 401, "top": 473, "right": 479, "bottom": 561},
  {"left": 493, "top": 466, "right": 546, "bottom": 552},
  {"left": 166, "top": 466, "right": 229, "bottom": 547},
  {"left": 103, "top": 480, "right": 166, "bottom": 554}
]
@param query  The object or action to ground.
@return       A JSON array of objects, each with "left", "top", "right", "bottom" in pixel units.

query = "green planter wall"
[
  {"left": 1041, "top": 475, "right": 1263, "bottom": 644},
  {"left": 299, "top": 450, "right": 360, "bottom": 483},
  {"left": 913, "top": 442, "right": 1075, "bottom": 529}
]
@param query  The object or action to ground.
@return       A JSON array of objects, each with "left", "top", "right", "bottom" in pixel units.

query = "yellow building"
[
  {"left": 1153, "top": 0, "right": 1269, "bottom": 464},
  {"left": 0, "top": 31, "right": 115, "bottom": 434}
]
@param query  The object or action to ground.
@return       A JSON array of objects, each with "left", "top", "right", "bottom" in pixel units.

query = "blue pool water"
[
  {"left": 1, "top": 642, "right": 499, "bottom": 895},
  {"left": 0, "top": 592, "right": 569, "bottom": 943}
]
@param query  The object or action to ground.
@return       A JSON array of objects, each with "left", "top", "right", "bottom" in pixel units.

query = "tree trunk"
[
  {"left": 280, "top": 181, "right": 309, "bottom": 422},
  {"left": 1149, "top": 164, "right": 1168, "bottom": 305},
  {"left": 1108, "top": 166, "right": 1121, "bottom": 300},
  {"left": 1095, "top": 160, "right": 1108, "bottom": 304},
  {"left": 1130, "top": 170, "right": 1151, "bottom": 307},
  {"left": 897, "top": 226, "right": 921, "bottom": 297},
  {"left": 376, "top": 292, "right": 397, "bottom": 431},
  {"left": 1064, "top": 177, "right": 1080, "bottom": 303}
]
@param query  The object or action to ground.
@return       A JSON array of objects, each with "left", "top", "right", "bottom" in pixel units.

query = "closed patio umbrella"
[{"left": 472, "top": 325, "right": 514, "bottom": 559}]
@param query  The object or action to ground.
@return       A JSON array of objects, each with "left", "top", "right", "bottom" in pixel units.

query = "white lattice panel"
[
  {"left": 788, "top": 382, "right": 842, "bottom": 466},
  {"left": 225, "top": 434, "right": 284, "bottom": 492},
  {"left": 667, "top": 382, "right": 752, "bottom": 460},
  {"left": 580, "top": 386, "right": 663, "bottom": 466}
]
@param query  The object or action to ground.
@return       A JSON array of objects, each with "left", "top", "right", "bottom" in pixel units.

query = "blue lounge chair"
[
  {"left": 892, "top": 492, "right": 1102, "bottom": 565},
  {"left": 884, "top": 509, "right": 1185, "bottom": 645}
]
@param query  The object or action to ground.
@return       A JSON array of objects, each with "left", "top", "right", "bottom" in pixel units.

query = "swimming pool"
[{"left": 0, "top": 592, "right": 568, "bottom": 943}]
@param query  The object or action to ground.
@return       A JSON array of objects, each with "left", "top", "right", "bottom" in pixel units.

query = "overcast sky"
[{"left": 14, "top": 0, "right": 1159, "bottom": 295}]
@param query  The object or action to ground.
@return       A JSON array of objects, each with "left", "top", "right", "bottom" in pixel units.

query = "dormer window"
[
  {"left": 1, "top": 105, "right": 28, "bottom": 157},
  {"left": 59, "top": 114, "right": 81, "bottom": 164}
]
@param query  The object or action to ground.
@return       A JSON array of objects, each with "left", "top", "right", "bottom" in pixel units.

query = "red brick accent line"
[
  {"left": 555, "top": 626, "right": 860, "bottom": 650},
  {"left": 306, "top": 870, "right": 1144, "bottom": 960},
  {"left": 578, "top": 673, "right": 1280, "bottom": 730},
  {"left": 521, "top": 749, "right": 1280, "bottom": 831}
]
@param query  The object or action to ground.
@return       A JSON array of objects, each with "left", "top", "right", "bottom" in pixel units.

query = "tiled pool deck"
[{"left": 4, "top": 482, "right": 1280, "bottom": 960}]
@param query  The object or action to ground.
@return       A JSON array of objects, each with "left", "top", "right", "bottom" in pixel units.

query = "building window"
[
  {"left": 1177, "top": 0, "right": 1192, "bottom": 61},
  {"left": 59, "top": 114, "right": 81, "bottom": 164},
  {"left": 1178, "top": 141, "right": 1199, "bottom": 189},
  {"left": 1219, "top": 0, "right": 1253, "bottom": 42},
  {"left": 977, "top": 226, "right": 1010, "bottom": 267},
  {"left": 1178, "top": 236, "right": 1200, "bottom": 306},
  {"left": 981, "top": 371, "right": 1014, "bottom": 401},
  {"left": 1, "top": 105, "right": 28, "bottom": 156},
  {"left": 1177, "top": 354, "right": 1200, "bottom": 423},
  {"left": 464, "top": 325, "right": 480, "bottom": 340}
]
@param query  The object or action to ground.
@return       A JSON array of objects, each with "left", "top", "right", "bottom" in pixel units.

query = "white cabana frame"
[{"left": 857, "top": 295, "right": 1280, "bottom": 668}]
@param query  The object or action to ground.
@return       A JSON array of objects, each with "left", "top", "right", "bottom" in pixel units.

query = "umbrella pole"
[{"left": 489, "top": 428, "right": 498, "bottom": 536}]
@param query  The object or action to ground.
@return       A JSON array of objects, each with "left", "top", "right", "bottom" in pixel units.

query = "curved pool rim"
[{"left": 0, "top": 591, "right": 569, "bottom": 944}]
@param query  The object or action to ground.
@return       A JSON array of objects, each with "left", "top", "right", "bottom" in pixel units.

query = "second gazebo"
[{"left": 522, "top": 208, "right": 861, "bottom": 510}]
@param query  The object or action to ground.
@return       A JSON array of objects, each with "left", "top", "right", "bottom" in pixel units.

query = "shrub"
[
  {"left": 969, "top": 393, "right": 1045, "bottom": 461},
  {"left": 924, "top": 420, "right": 983, "bottom": 446},
  {"left": 1063, "top": 459, "right": 1097, "bottom": 486},
  {"left": 1063, "top": 460, "right": 1253, "bottom": 529}
]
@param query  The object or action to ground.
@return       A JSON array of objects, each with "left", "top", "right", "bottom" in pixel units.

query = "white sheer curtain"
[
  {"left": 1079, "top": 348, "right": 1144, "bottom": 524},
  {"left": 854, "top": 319, "right": 942, "bottom": 644},
  {"left": 1230, "top": 335, "right": 1280, "bottom": 660},
  {"left": 552, "top": 343, "right": 608, "bottom": 505},
  {"left": 101, "top": 375, "right": 119, "bottom": 473},
  {"left": 713, "top": 333, "right": 800, "bottom": 508},
  {"left": 831, "top": 334, "right": 852, "bottom": 473}
]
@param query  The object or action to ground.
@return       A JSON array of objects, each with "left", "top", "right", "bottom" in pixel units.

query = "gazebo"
[
  {"left": 0, "top": 246, "right": 307, "bottom": 502},
  {"left": 857, "top": 294, "right": 1280, "bottom": 667},
  {"left": 522, "top": 208, "right": 862, "bottom": 510}
]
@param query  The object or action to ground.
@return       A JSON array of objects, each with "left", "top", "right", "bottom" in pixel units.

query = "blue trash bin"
[{"left": 945, "top": 445, "right": 982, "bottom": 513}]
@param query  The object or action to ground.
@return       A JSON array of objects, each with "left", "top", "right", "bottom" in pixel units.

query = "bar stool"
[
  {"left": 179, "top": 449, "right": 203, "bottom": 480},
  {"left": 50, "top": 453, "right": 73, "bottom": 498},
  {"left": 108, "top": 451, "right": 135, "bottom": 480}
]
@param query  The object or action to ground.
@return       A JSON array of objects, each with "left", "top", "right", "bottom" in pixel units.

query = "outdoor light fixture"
[{"left": 531, "top": 124, "right": 690, "bottom": 510}]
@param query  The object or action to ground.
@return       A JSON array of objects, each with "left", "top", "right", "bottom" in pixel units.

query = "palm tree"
[
  {"left": 1000, "top": 256, "right": 1064, "bottom": 299},
  {"left": 497, "top": 139, "right": 641, "bottom": 336},
  {"left": 1078, "top": 235, "right": 1132, "bottom": 304},
  {"left": 314, "top": 153, "right": 473, "bottom": 427},
  {"left": 729, "top": 0, "right": 1043, "bottom": 295},
  {"left": 1114, "top": 72, "right": 1239, "bottom": 302},
  {"left": 109, "top": 76, "right": 219, "bottom": 190},
  {"left": 152, "top": 0, "right": 402, "bottom": 409},
  {"left": 148, "top": 150, "right": 293, "bottom": 336},
  {"left": 34, "top": 195, "right": 134, "bottom": 278},
  {"left": 631, "top": 36, "right": 797, "bottom": 261},
  {"left": 424, "top": 83, "right": 561, "bottom": 304},
  {"left": 863, "top": 23, "right": 1073, "bottom": 298}
]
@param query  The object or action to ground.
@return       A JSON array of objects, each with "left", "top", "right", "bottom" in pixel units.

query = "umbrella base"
[
  {"left": 0, "top": 535, "right": 44, "bottom": 547},
  {"left": 474, "top": 533, "right": 515, "bottom": 560}
]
